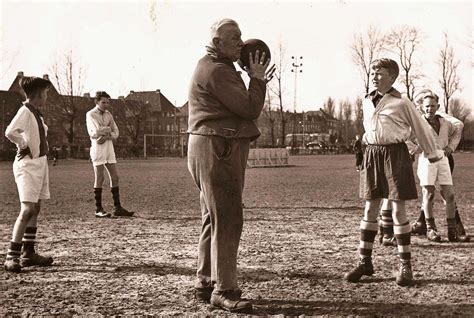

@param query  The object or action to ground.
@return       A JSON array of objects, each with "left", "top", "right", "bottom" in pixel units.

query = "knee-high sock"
[
  {"left": 447, "top": 218, "right": 456, "bottom": 231},
  {"left": 381, "top": 210, "right": 394, "bottom": 236},
  {"left": 426, "top": 217, "right": 437, "bottom": 231},
  {"left": 394, "top": 222, "right": 411, "bottom": 261},
  {"left": 6, "top": 242, "right": 22, "bottom": 260},
  {"left": 22, "top": 227, "right": 37, "bottom": 254},
  {"left": 359, "top": 220, "right": 378, "bottom": 258},
  {"left": 94, "top": 188, "right": 103, "bottom": 211},
  {"left": 111, "top": 186, "right": 121, "bottom": 208}
]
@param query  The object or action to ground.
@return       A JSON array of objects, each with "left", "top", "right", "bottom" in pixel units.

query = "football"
[{"left": 240, "top": 38, "right": 271, "bottom": 69}]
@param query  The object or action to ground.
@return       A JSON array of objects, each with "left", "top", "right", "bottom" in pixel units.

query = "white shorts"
[
  {"left": 13, "top": 156, "right": 50, "bottom": 202},
  {"left": 90, "top": 141, "right": 117, "bottom": 167},
  {"left": 417, "top": 155, "right": 452, "bottom": 186}
]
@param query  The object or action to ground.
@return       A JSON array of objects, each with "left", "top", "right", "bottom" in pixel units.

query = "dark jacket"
[{"left": 187, "top": 48, "right": 266, "bottom": 140}]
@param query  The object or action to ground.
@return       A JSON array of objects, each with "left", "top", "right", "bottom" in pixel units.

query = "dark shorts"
[{"left": 359, "top": 143, "right": 417, "bottom": 200}]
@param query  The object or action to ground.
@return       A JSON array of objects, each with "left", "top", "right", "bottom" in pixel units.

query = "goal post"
[{"left": 143, "top": 134, "right": 187, "bottom": 158}]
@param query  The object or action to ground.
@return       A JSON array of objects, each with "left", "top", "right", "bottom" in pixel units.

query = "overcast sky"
[{"left": 0, "top": 0, "right": 472, "bottom": 112}]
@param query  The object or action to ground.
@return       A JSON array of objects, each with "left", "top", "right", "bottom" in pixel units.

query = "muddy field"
[{"left": 0, "top": 154, "right": 472, "bottom": 316}]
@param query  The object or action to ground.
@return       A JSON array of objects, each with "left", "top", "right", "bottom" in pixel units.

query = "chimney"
[
  {"left": 83, "top": 93, "right": 90, "bottom": 98},
  {"left": 130, "top": 90, "right": 135, "bottom": 94},
  {"left": 156, "top": 89, "right": 160, "bottom": 93},
  {"left": 43, "top": 74, "right": 49, "bottom": 80},
  {"left": 18, "top": 71, "right": 24, "bottom": 77}
]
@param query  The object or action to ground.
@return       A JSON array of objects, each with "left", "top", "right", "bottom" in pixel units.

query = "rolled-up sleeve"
[{"left": 206, "top": 65, "right": 266, "bottom": 120}]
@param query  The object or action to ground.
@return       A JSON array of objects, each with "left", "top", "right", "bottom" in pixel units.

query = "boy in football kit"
[
  {"left": 344, "top": 58, "right": 441, "bottom": 286},
  {"left": 4, "top": 77, "right": 54, "bottom": 273},
  {"left": 408, "top": 91, "right": 468, "bottom": 242},
  {"left": 410, "top": 89, "right": 470, "bottom": 242},
  {"left": 86, "top": 91, "right": 133, "bottom": 218}
]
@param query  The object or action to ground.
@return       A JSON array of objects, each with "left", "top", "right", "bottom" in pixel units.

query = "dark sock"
[
  {"left": 426, "top": 217, "right": 437, "bottom": 231},
  {"left": 416, "top": 210, "right": 426, "bottom": 223},
  {"left": 22, "top": 227, "right": 37, "bottom": 254},
  {"left": 6, "top": 241, "right": 22, "bottom": 260},
  {"left": 94, "top": 188, "right": 103, "bottom": 212},
  {"left": 454, "top": 204, "right": 461, "bottom": 223},
  {"left": 111, "top": 186, "right": 121, "bottom": 208},
  {"left": 447, "top": 218, "right": 456, "bottom": 230},
  {"left": 359, "top": 220, "right": 378, "bottom": 258}
]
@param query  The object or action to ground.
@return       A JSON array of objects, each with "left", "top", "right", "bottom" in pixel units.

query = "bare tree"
[
  {"left": 351, "top": 25, "right": 385, "bottom": 94},
  {"left": 384, "top": 25, "right": 423, "bottom": 100},
  {"left": 336, "top": 99, "right": 353, "bottom": 146},
  {"left": 322, "top": 96, "right": 336, "bottom": 118},
  {"left": 114, "top": 99, "right": 150, "bottom": 156},
  {"left": 261, "top": 90, "right": 276, "bottom": 147},
  {"left": 354, "top": 96, "right": 364, "bottom": 135},
  {"left": 438, "top": 33, "right": 461, "bottom": 113},
  {"left": 0, "top": 49, "right": 19, "bottom": 81},
  {"left": 448, "top": 98, "right": 472, "bottom": 150},
  {"left": 268, "top": 41, "right": 288, "bottom": 146},
  {"left": 49, "top": 50, "right": 87, "bottom": 147},
  {"left": 449, "top": 98, "right": 471, "bottom": 123}
]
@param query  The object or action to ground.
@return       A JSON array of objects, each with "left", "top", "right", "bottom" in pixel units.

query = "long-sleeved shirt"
[
  {"left": 407, "top": 113, "right": 463, "bottom": 157},
  {"left": 5, "top": 103, "right": 49, "bottom": 159},
  {"left": 187, "top": 47, "right": 266, "bottom": 140},
  {"left": 86, "top": 106, "right": 119, "bottom": 164},
  {"left": 362, "top": 88, "right": 438, "bottom": 159}
]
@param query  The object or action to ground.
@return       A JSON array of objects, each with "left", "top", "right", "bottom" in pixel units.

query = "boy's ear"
[{"left": 212, "top": 37, "right": 220, "bottom": 48}]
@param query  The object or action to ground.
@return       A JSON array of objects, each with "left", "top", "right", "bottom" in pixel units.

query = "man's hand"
[
  {"left": 264, "top": 64, "right": 276, "bottom": 83},
  {"left": 97, "top": 135, "right": 110, "bottom": 145},
  {"left": 444, "top": 146, "right": 453, "bottom": 157},
  {"left": 243, "top": 50, "right": 271, "bottom": 81},
  {"left": 17, "top": 146, "right": 32, "bottom": 160}
]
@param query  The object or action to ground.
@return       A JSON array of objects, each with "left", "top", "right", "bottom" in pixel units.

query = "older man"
[{"left": 187, "top": 18, "right": 274, "bottom": 312}]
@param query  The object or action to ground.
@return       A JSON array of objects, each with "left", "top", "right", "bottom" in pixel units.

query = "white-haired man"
[{"left": 187, "top": 18, "right": 274, "bottom": 312}]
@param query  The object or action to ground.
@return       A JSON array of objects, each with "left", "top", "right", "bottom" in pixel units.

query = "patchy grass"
[{"left": 1, "top": 154, "right": 472, "bottom": 316}]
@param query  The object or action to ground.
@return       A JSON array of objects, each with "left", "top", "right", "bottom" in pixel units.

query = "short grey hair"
[{"left": 209, "top": 18, "right": 239, "bottom": 45}]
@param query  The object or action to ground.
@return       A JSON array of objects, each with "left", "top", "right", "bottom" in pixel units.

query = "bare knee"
[
  {"left": 19, "top": 204, "right": 36, "bottom": 222},
  {"left": 422, "top": 187, "right": 435, "bottom": 202}
]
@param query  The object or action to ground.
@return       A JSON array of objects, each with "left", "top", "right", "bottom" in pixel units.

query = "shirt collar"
[
  {"left": 365, "top": 87, "right": 401, "bottom": 99},
  {"left": 24, "top": 102, "right": 44, "bottom": 117},
  {"left": 95, "top": 105, "right": 106, "bottom": 114}
]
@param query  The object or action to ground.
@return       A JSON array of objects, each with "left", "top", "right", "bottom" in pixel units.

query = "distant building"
[{"left": 1, "top": 71, "right": 182, "bottom": 159}]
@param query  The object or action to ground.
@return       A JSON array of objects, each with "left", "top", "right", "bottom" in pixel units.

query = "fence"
[{"left": 247, "top": 148, "right": 291, "bottom": 168}]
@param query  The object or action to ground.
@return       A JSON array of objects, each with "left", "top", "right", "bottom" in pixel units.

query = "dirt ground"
[{"left": 0, "top": 154, "right": 472, "bottom": 316}]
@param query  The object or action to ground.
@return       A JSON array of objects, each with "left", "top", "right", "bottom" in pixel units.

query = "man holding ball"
[{"left": 187, "top": 18, "right": 274, "bottom": 312}]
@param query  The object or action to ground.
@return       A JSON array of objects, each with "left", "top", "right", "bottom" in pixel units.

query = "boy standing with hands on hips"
[{"left": 4, "top": 76, "right": 54, "bottom": 273}]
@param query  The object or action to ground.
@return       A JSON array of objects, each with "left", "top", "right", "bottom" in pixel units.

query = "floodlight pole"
[{"left": 291, "top": 56, "right": 303, "bottom": 149}]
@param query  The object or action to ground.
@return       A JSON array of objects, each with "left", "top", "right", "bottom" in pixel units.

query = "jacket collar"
[{"left": 205, "top": 46, "right": 235, "bottom": 69}]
